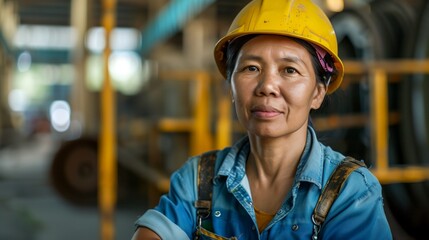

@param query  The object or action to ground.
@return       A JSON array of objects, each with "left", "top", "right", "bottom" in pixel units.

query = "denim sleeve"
[
  {"left": 320, "top": 169, "right": 393, "bottom": 240},
  {"left": 135, "top": 157, "right": 199, "bottom": 239}
]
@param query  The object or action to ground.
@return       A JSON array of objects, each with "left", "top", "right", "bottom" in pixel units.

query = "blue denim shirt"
[{"left": 135, "top": 127, "right": 392, "bottom": 239}]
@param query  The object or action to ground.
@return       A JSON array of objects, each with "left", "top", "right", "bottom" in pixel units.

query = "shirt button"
[
  {"left": 278, "top": 209, "right": 285, "bottom": 214},
  {"left": 214, "top": 211, "right": 221, "bottom": 217},
  {"left": 252, "top": 226, "right": 256, "bottom": 231},
  {"left": 292, "top": 224, "right": 299, "bottom": 231}
]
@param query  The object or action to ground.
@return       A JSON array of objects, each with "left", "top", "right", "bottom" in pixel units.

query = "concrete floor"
[{"left": 0, "top": 134, "right": 143, "bottom": 240}]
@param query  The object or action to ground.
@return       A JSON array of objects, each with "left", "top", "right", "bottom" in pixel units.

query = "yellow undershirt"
[{"left": 254, "top": 207, "right": 276, "bottom": 232}]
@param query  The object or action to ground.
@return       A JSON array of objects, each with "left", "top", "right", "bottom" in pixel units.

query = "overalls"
[{"left": 193, "top": 150, "right": 365, "bottom": 240}]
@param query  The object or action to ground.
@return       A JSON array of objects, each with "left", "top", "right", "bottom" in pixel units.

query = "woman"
[{"left": 132, "top": 0, "right": 392, "bottom": 239}]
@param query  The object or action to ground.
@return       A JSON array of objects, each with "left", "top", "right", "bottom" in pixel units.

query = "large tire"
[
  {"left": 387, "top": 0, "right": 429, "bottom": 238},
  {"left": 330, "top": 1, "right": 420, "bottom": 238},
  {"left": 50, "top": 138, "right": 99, "bottom": 205}
]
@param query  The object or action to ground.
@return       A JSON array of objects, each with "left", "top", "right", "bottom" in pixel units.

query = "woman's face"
[{"left": 230, "top": 35, "right": 326, "bottom": 139}]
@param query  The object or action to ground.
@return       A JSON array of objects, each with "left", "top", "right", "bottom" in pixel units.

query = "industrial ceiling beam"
[{"left": 140, "top": 0, "right": 215, "bottom": 55}]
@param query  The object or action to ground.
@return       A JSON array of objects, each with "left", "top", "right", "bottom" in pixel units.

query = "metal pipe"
[
  {"left": 370, "top": 69, "right": 389, "bottom": 170},
  {"left": 99, "top": 0, "right": 117, "bottom": 239}
]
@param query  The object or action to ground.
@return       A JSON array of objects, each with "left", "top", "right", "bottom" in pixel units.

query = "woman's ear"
[{"left": 311, "top": 82, "right": 327, "bottom": 110}]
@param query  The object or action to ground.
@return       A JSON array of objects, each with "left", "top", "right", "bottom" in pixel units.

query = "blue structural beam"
[
  {"left": 1, "top": 30, "right": 70, "bottom": 63},
  {"left": 19, "top": 49, "right": 71, "bottom": 64},
  {"left": 140, "top": 0, "right": 215, "bottom": 56}
]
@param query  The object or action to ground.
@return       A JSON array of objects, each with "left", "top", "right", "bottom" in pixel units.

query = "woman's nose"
[{"left": 255, "top": 71, "right": 280, "bottom": 97}]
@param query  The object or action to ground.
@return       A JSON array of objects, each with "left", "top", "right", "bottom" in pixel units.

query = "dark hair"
[
  {"left": 225, "top": 34, "right": 258, "bottom": 82},
  {"left": 224, "top": 35, "right": 337, "bottom": 87},
  {"left": 292, "top": 38, "right": 337, "bottom": 87}
]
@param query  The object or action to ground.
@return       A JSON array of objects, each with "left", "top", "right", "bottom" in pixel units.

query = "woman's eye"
[
  {"left": 246, "top": 66, "right": 259, "bottom": 72},
  {"left": 285, "top": 67, "right": 297, "bottom": 74}
]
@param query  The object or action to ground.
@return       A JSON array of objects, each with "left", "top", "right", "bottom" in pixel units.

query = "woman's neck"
[
  {"left": 245, "top": 126, "right": 308, "bottom": 214},
  {"left": 246, "top": 126, "right": 308, "bottom": 183}
]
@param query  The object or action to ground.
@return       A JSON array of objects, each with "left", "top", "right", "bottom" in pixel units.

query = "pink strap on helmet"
[{"left": 310, "top": 43, "right": 334, "bottom": 74}]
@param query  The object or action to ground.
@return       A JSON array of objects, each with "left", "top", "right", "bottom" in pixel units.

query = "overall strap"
[
  {"left": 194, "top": 150, "right": 218, "bottom": 237},
  {"left": 311, "top": 157, "right": 367, "bottom": 239}
]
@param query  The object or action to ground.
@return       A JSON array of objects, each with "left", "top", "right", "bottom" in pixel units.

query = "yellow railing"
[
  {"left": 344, "top": 59, "right": 429, "bottom": 184},
  {"left": 157, "top": 71, "right": 214, "bottom": 156}
]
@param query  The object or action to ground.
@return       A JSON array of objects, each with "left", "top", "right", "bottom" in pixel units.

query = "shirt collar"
[
  {"left": 294, "top": 126, "right": 323, "bottom": 189},
  {"left": 217, "top": 135, "right": 249, "bottom": 177},
  {"left": 217, "top": 126, "right": 323, "bottom": 189}
]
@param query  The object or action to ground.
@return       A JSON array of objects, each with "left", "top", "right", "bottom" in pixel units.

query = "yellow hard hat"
[{"left": 214, "top": 0, "right": 344, "bottom": 94}]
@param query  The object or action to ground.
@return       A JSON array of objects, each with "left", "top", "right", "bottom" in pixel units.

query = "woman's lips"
[{"left": 251, "top": 105, "right": 282, "bottom": 119}]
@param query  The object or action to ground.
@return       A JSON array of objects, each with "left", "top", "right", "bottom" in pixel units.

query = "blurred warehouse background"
[{"left": 0, "top": 0, "right": 429, "bottom": 239}]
